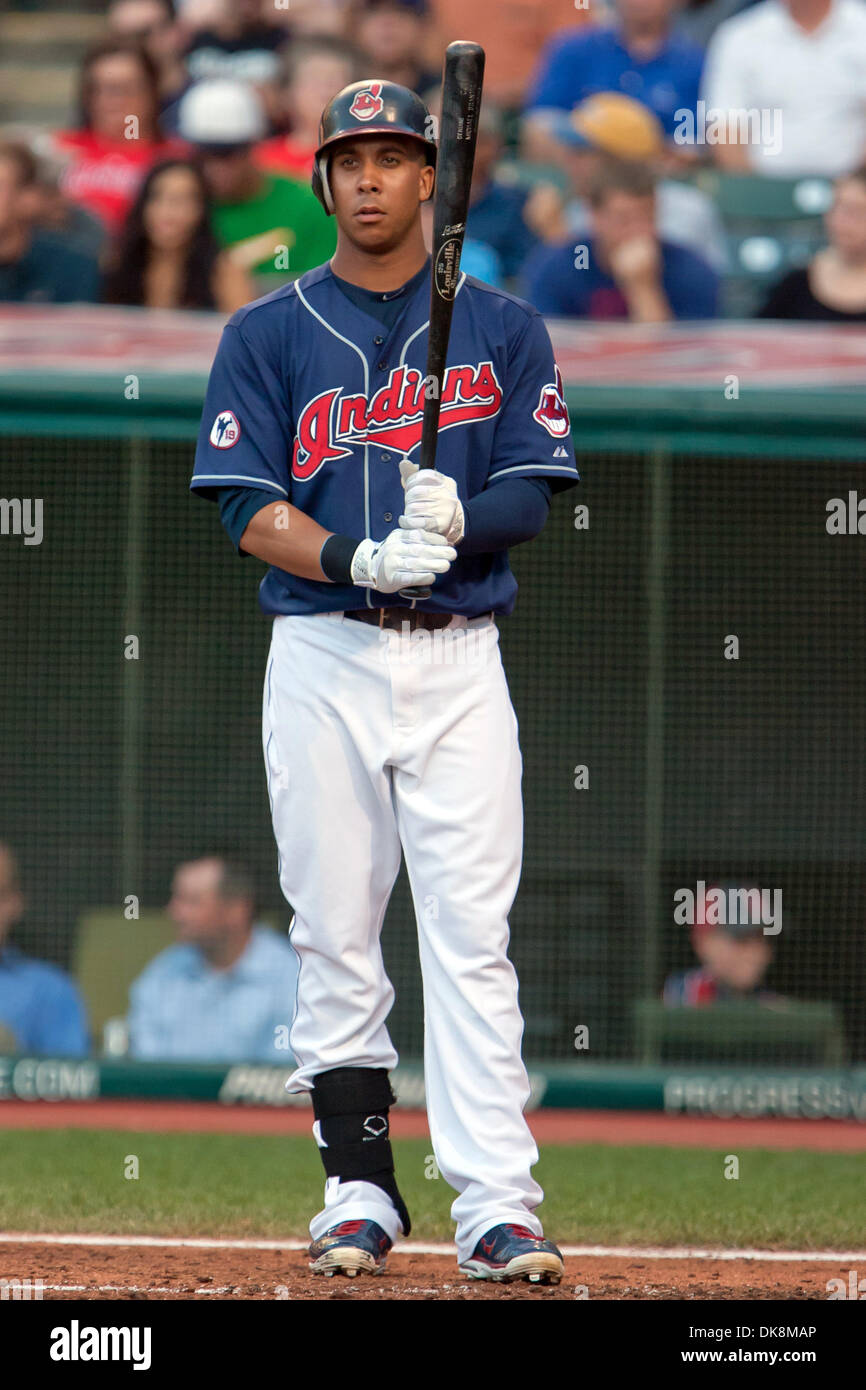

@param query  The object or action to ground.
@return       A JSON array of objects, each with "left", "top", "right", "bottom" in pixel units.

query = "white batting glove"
[
  {"left": 398, "top": 459, "right": 465, "bottom": 545},
  {"left": 350, "top": 527, "right": 457, "bottom": 594}
]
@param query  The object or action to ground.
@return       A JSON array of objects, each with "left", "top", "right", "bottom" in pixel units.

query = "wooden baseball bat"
[{"left": 399, "top": 39, "right": 486, "bottom": 601}]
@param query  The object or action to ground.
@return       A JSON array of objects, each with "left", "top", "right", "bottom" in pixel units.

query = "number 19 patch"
[{"left": 210, "top": 410, "right": 241, "bottom": 449}]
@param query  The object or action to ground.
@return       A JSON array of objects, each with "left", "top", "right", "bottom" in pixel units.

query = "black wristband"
[{"left": 320, "top": 533, "right": 360, "bottom": 584}]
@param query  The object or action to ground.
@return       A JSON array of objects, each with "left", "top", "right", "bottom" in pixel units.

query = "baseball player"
[{"left": 191, "top": 80, "right": 579, "bottom": 1284}]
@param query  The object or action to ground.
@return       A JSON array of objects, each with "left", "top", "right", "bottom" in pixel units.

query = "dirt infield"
[
  {"left": 0, "top": 1239, "right": 849, "bottom": 1300},
  {"left": 1, "top": 1100, "right": 864, "bottom": 1150}
]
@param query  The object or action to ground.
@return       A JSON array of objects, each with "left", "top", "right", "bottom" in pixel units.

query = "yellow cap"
[{"left": 567, "top": 92, "right": 664, "bottom": 160}]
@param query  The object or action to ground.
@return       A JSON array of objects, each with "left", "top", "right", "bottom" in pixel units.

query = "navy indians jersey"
[{"left": 190, "top": 263, "right": 580, "bottom": 616}]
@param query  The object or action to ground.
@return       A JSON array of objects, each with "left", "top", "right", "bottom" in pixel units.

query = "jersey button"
[
  {"left": 377, "top": 360, "right": 387, "bottom": 370},
  {"left": 374, "top": 335, "right": 385, "bottom": 345},
  {"left": 380, "top": 452, "right": 390, "bottom": 461},
  {"left": 384, "top": 512, "right": 393, "bottom": 522}
]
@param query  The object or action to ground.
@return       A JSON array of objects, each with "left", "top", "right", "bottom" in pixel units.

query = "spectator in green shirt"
[{"left": 178, "top": 77, "right": 335, "bottom": 293}]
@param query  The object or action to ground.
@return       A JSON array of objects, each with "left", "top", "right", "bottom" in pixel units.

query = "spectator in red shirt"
[
  {"left": 255, "top": 36, "right": 363, "bottom": 182},
  {"left": 52, "top": 38, "right": 186, "bottom": 234}
]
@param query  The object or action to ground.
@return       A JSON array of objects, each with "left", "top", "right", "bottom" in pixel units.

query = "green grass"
[{"left": 0, "top": 1130, "right": 860, "bottom": 1249}]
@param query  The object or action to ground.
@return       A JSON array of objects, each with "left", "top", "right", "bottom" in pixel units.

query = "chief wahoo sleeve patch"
[{"left": 532, "top": 366, "right": 570, "bottom": 439}]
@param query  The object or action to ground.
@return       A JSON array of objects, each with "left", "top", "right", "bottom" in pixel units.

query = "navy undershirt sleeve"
[
  {"left": 218, "top": 485, "right": 279, "bottom": 555},
  {"left": 459, "top": 476, "right": 552, "bottom": 556},
  {"left": 217, "top": 476, "right": 555, "bottom": 558}
]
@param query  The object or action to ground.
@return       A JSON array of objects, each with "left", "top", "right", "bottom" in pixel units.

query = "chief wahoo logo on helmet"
[
  {"left": 532, "top": 366, "right": 570, "bottom": 438},
  {"left": 349, "top": 82, "right": 385, "bottom": 121}
]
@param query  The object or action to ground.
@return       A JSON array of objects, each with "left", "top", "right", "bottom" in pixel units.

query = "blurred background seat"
[
  {"left": 697, "top": 172, "right": 834, "bottom": 315},
  {"left": 633, "top": 998, "right": 847, "bottom": 1067},
  {"left": 698, "top": 170, "right": 834, "bottom": 222},
  {"left": 71, "top": 907, "right": 176, "bottom": 1056}
]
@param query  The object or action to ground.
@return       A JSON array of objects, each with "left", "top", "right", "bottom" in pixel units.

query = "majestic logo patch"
[
  {"left": 532, "top": 366, "right": 570, "bottom": 439},
  {"left": 210, "top": 410, "right": 240, "bottom": 449},
  {"left": 292, "top": 362, "right": 503, "bottom": 481},
  {"left": 349, "top": 82, "right": 384, "bottom": 122}
]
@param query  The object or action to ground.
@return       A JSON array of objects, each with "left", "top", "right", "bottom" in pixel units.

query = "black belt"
[{"left": 345, "top": 607, "right": 456, "bottom": 632}]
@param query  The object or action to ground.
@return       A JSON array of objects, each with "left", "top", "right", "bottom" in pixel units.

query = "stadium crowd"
[{"left": 0, "top": 0, "right": 864, "bottom": 320}]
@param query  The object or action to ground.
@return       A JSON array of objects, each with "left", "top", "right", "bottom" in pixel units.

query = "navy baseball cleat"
[
  {"left": 308, "top": 1219, "right": 392, "bottom": 1277},
  {"left": 459, "top": 1224, "right": 564, "bottom": 1284}
]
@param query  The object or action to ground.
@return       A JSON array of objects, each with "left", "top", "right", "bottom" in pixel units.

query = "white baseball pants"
[{"left": 262, "top": 610, "right": 543, "bottom": 1262}]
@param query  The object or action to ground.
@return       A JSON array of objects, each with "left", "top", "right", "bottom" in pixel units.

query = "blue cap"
[{"left": 551, "top": 110, "right": 592, "bottom": 150}]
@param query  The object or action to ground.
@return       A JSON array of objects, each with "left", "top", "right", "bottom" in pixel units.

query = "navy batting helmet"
[{"left": 312, "top": 79, "right": 437, "bottom": 214}]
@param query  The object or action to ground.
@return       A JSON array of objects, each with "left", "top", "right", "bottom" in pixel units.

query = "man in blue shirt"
[
  {"left": 464, "top": 102, "right": 539, "bottom": 283},
  {"left": 127, "top": 855, "right": 300, "bottom": 1064},
  {"left": 523, "top": 159, "right": 718, "bottom": 320},
  {"left": 0, "top": 843, "right": 89, "bottom": 1056},
  {"left": 522, "top": 0, "right": 704, "bottom": 162}
]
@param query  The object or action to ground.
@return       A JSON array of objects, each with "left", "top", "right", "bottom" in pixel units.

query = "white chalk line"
[
  {"left": 33, "top": 1284, "right": 236, "bottom": 1296},
  {"left": 1, "top": 1232, "right": 864, "bottom": 1263},
  {"left": 33, "top": 1283, "right": 458, "bottom": 1297}
]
